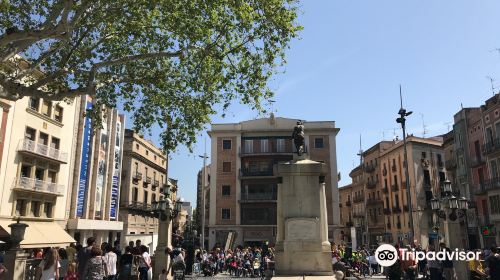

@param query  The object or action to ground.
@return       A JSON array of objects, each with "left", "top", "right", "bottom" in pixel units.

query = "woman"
[
  {"left": 36, "top": 248, "right": 60, "bottom": 280},
  {"left": 138, "top": 245, "right": 151, "bottom": 280},
  {"left": 58, "top": 248, "right": 69, "bottom": 280},
  {"left": 104, "top": 244, "right": 117, "bottom": 280},
  {"left": 119, "top": 246, "right": 134, "bottom": 280},
  {"left": 82, "top": 245, "right": 107, "bottom": 280}
]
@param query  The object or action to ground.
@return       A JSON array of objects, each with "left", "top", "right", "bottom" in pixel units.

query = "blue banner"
[
  {"left": 109, "top": 120, "right": 122, "bottom": 220},
  {"left": 76, "top": 101, "right": 93, "bottom": 217}
]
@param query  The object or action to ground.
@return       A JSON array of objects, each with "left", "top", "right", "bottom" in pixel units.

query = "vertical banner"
[
  {"left": 76, "top": 101, "right": 93, "bottom": 217},
  {"left": 110, "top": 120, "right": 122, "bottom": 220},
  {"left": 95, "top": 120, "right": 108, "bottom": 218}
]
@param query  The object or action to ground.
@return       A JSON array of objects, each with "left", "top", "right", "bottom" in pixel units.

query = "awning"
[{"left": 0, "top": 220, "right": 75, "bottom": 248}]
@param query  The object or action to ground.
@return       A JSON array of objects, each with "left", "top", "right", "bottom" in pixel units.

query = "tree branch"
[{"left": 0, "top": 76, "right": 86, "bottom": 101}]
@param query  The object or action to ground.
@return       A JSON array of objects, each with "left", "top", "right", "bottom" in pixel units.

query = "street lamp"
[{"left": 396, "top": 86, "right": 415, "bottom": 245}]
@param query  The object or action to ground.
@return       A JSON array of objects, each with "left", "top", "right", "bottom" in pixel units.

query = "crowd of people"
[{"left": 331, "top": 242, "right": 500, "bottom": 280}]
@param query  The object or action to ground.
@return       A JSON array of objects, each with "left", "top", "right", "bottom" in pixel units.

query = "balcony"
[
  {"left": 241, "top": 192, "right": 277, "bottom": 202},
  {"left": 392, "top": 206, "right": 402, "bottom": 213},
  {"left": 383, "top": 168, "right": 388, "bottom": 176},
  {"left": 367, "top": 197, "right": 383, "bottom": 205},
  {"left": 483, "top": 138, "right": 500, "bottom": 155},
  {"left": 353, "top": 195, "right": 364, "bottom": 203},
  {"left": 391, "top": 165, "right": 397, "bottom": 172},
  {"left": 364, "top": 163, "right": 377, "bottom": 173},
  {"left": 17, "top": 139, "right": 68, "bottom": 163},
  {"left": 133, "top": 172, "right": 143, "bottom": 182},
  {"left": 386, "top": 222, "right": 391, "bottom": 229},
  {"left": 391, "top": 184, "right": 399, "bottom": 192},
  {"left": 437, "top": 160, "right": 444, "bottom": 169},
  {"left": 470, "top": 157, "right": 486, "bottom": 168},
  {"left": 152, "top": 180, "right": 159, "bottom": 190},
  {"left": 403, "top": 205, "right": 409, "bottom": 212},
  {"left": 346, "top": 221, "right": 354, "bottom": 227},
  {"left": 125, "top": 201, "right": 153, "bottom": 213},
  {"left": 346, "top": 200, "right": 352, "bottom": 207},
  {"left": 396, "top": 222, "right": 402, "bottom": 229},
  {"left": 240, "top": 142, "right": 294, "bottom": 156},
  {"left": 14, "top": 177, "right": 64, "bottom": 196},
  {"left": 367, "top": 179, "right": 378, "bottom": 189},
  {"left": 383, "top": 208, "right": 391, "bottom": 215},
  {"left": 240, "top": 168, "right": 274, "bottom": 178},
  {"left": 144, "top": 176, "right": 152, "bottom": 186},
  {"left": 475, "top": 178, "right": 500, "bottom": 194},
  {"left": 445, "top": 159, "right": 457, "bottom": 169},
  {"left": 382, "top": 186, "right": 388, "bottom": 194},
  {"left": 353, "top": 213, "right": 365, "bottom": 218}
]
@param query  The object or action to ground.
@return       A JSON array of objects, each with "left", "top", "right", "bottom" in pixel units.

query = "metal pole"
[{"left": 200, "top": 140, "right": 208, "bottom": 251}]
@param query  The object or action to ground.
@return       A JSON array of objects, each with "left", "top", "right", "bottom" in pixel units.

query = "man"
[
  {"left": 77, "top": 237, "right": 95, "bottom": 278},
  {"left": 135, "top": 239, "right": 142, "bottom": 250},
  {"left": 486, "top": 247, "right": 500, "bottom": 279},
  {"left": 439, "top": 243, "right": 457, "bottom": 280}
]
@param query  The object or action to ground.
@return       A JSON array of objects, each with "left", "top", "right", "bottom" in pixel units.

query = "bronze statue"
[{"left": 292, "top": 120, "right": 305, "bottom": 156}]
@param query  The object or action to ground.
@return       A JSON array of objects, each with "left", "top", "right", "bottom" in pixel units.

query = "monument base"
[{"left": 275, "top": 250, "right": 332, "bottom": 276}]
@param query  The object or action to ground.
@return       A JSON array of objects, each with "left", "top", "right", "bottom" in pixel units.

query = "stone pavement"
[{"left": 186, "top": 272, "right": 388, "bottom": 279}]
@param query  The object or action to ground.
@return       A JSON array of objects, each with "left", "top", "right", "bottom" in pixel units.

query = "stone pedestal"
[
  {"left": 275, "top": 156, "right": 333, "bottom": 276},
  {"left": 3, "top": 249, "right": 28, "bottom": 280}
]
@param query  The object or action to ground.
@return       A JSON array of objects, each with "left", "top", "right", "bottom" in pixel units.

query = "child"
[
  {"left": 64, "top": 262, "right": 78, "bottom": 280},
  {"left": 158, "top": 268, "right": 167, "bottom": 280}
]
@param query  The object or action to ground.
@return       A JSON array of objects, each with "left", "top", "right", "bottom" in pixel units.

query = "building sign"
[
  {"left": 110, "top": 120, "right": 122, "bottom": 220},
  {"left": 95, "top": 119, "right": 108, "bottom": 218},
  {"left": 76, "top": 101, "right": 93, "bottom": 217}
]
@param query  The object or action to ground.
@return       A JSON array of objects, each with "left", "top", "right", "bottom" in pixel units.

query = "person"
[
  {"left": 469, "top": 249, "right": 487, "bottom": 280},
  {"left": 401, "top": 245, "right": 417, "bottom": 280},
  {"left": 138, "top": 245, "right": 151, "bottom": 280},
  {"left": 426, "top": 245, "right": 441, "bottom": 280},
  {"left": 58, "top": 248, "right": 69, "bottom": 280},
  {"left": 77, "top": 237, "right": 96, "bottom": 279},
  {"left": 119, "top": 246, "right": 134, "bottom": 280},
  {"left": 114, "top": 240, "right": 122, "bottom": 259},
  {"left": 368, "top": 250, "right": 378, "bottom": 275},
  {"left": 486, "top": 247, "right": 500, "bottom": 279},
  {"left": 66, "top": 243, "right": 77, "bottom": 264},
  {"left": 82, "top": 245, "right": 107, "bottom": 280},
  {"left": 104, "top": 244, "right": 118, "bottom": 280},
  {"left": 135, "top": 240, "right": 142, "bottom": 251},
  {"left": 386, "top": 244, "right": 402, "bottom": 280},
  {"left": 158, "top": 268, "right": 168, "bottom": 280},
  {"left": 440, "top": 245, "right": 457, "bottom": 280},
  {"left": 64, "top": 262, "right": 78, "bottom": 280},
  {"left": 36, "top": 248, "right": 61, "bottom": 280}
]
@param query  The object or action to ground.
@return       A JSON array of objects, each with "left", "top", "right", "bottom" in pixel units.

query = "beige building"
[
  {"left": 66, "top": 96, "right": 125, "bottom": 245},
  {"left": 207, "top": 116, "right": 340, "bottom": 248},
  {"left": 119, "top": 129, "right": 169, "bottom": 252},
  {"left": 0, "top": 93, "right": 77, "bottom": 247}
]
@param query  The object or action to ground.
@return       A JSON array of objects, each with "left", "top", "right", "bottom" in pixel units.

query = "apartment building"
[
  {"left": 338, "top": 184, "right": 353, "bottom": 245},
  {"left": 207, "top": 116, "right": 340, "bottom": 248},
  {"left": 0, "top": 93, "right": 78, "bottom": 247},
  {"left": 349, "top": 165, "right": 366, "bottom": 245},
  {"left": 119, "top": 129, "right": 169, "bottom": 251},
  {"left": 66, "top": 95, "right": 125, "bottom": 245}
]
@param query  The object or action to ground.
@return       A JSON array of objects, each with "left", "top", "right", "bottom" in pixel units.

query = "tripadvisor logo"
[{"left": 375, "top": 244, "right": 481, "bottom": 267}]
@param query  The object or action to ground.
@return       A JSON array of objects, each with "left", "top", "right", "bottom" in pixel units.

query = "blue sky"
[{"left": 133, "top": 1, "right": 500, "bottom": 205}]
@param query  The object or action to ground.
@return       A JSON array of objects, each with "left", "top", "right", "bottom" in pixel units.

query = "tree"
[{"left": 0, "top": 0, "right": 301, "bottom": 152}]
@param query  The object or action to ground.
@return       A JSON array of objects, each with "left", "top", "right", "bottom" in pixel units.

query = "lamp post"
[
  {"left": 199, "top": 152, "right": 209, "bottom": 250},
  {"left": 396, "top": 87, "right": 415, "bottom": 245},
  {"left": 4, "top": 219, "right": 29, "bottom": 279},
  {"left": 151, "top": 185, "right": 184, "bottom": 278}
]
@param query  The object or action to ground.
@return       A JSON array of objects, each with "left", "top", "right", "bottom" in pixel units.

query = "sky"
[{"left": 133, "top": 0, "right": 500, "bottom": 206}]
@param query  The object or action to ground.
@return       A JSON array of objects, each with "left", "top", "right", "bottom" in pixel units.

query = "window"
[
  {"left": 496, "top": 122, "right": 500, "bottom": 139},
  {"left": 41, "top": 100, "right": 52, "bottom": 117},
  {"left": 222, "top": 162, "right": 231, "bottom": 172},
  {"left": 35, "top": 167, "right": 45, "bottom": 180},
  {"left": 51, "top": 137, "right": 60, "bottom": 150},
  {"left": 28, "top": 97, "right": 40, "bottom": 111},
  {"left": 490, "top": 195, "right": 500, "bottom": 214},
  {"left": 244, "top": 140, "right": 253, "bottom": 153},
  {"left": 44, "top": 202, "right": 53, "bottom": 218},
  {"left": 20, "top": 164, "right": 31, "bottom": 178},
  {"left": 136, "top": 144, "right": 139, "bottom": 150},
  {"left": 47, "top": 171, "right": 57, "bottom": 183},
  {"left": 25, "top": 127, "right": 36, "bottom": 141},
  {"left": 31, "top": 201, "right": 40, "bottom": 217},
  {"left": 487, "top": 127, "right": 494, "bottom": 143},
  {"left": 276, "top": 139, "right": 285, "bottom": 152},
  {"left": 144, "top": 191, "right": 148, "bottom": 204},
  {"left": 146, "top": 150, "right": 149, "bottom": 156},
  {"left": 145, "top": 167, "right": 148, "bottom": 177},
  {"left": 134, "top": 162, "right": 139, "bottom": 172},
  {"left": 222, "top": 140, "right": 232, "bottom": 150},
  {"left": 39, "top": 132, "right": 49, "bottom": 146},
  {"left": 152, "top": 194, "right": 156, "bottom": 203},
  {"left": 222, "top": 185, "right": 231, "bottom": 196},
  {"left": 260, "top": 139, "right": 269, "bottom": 153},
  {"left": 491, "top": 160, "right": 499, "bottom": 179},
  {"left": 54, "top": 105, "right": 63, "bottom": 122},
  {"left": 132, "top": 188, "right": 138, "bottom": 202},
  {"left": 421, "top": 152, "right": 427, "bottom": 159},
  {"left": 221, "top": 209, "right": 231, "bottom": 220},
  {"left": 314, "top": 137, "right": 324, "bottom": 149},
  {"left": 15, "top": 199, "right": 26, "bottom": 216}
]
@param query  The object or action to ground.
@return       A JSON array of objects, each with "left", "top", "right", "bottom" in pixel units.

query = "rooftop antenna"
[
  {"left": 444, "top": 122, "right": 452, "bottom": 132},
  {"left": 356, "top": 135, "right": 363, "bottom": 165},
  {"left": 487, "top": 76, "right": 496, "bottom": 96},
  {"left": 420, "top": 113, "right": 428, "bottom": 138}
]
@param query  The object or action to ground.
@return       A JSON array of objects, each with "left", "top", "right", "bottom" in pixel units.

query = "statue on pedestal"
[{"left": 292, "top": 120, "right": 305, "bottom": 156}]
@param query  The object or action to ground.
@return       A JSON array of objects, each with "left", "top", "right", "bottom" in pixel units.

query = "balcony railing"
[
  {"left": 346, "top": 221, "right": 354, "bottom": 227},
  {"left": 14, "top": 177, "right": 64, "bottom": 196},
  {"left": 153, "top": 180, "right": 160, "bottom": 187},
  {"left": 346, "top": 200, "right": 352, "bottom": 207},
  {"left": 18, "top": 139, "right": 68, "bottom": 163},
  {"left": 445, "top": 159, "right": 457, "bottom": 169},
  {"left": 387, "top": 222, "right": 391, "bottom": 229},
  {"left": 470, "top": 157, "right": 486, "bottom": 168},
  {"left": 364, "top": 163, "right": 377, "bottom": 173},
  {"left": 353, "top": 213, "right": 365, "bottom": 218},
  {"left": 475, "top": 178, "right": 500, "bottom": 194},
  {"left": 383, "top": 168, "right": 388, "bottom": 176},
  {"left": 483, "top": 138, "right": 500, "bottom": 155},
  {"left": 403, "top": 205, "right": 409, "bottom": 212},
  {"left": 391, "top": 165, "right": 397, "bottom": 172},
  {"left": 392, "top": 206, "right": 401, "bottom": 213},
  {"left": 144, "top": 176, "right": 152, "bottom": 184},
  {"left": 396, "top": 222, "right": 402, "bottom": 229},
  {"left": 133, "top": 172, "right": 143, "bottom": 181},
  {"left": 383, "top": 208, "right": 391, "bottom": 215},
  {"left": 391, "top": 184, "right": 399, "bottom": 192},
  {"left": 367, "top": 198, "right": 383, "bottom": 205},
  {"left": 241, "top": 192, "right": 277, "bottom": 201},
  {"left": 126, "top": 201, "right": 153, "bottom": 212},
  {"left": 240, "top": 168, "right": 274, "bottom": 177},
  {"left": 382, "top": 186, "right": 388, "bottom": 194},
  {"left": 353, "top": 195, "right": 364, "bottom": 203},
  {"left": 367, "top": 179, "right": 378, "bottom": 189},
  {"left": 437, "top": 160, "right": 444, "bottom": 169}
]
